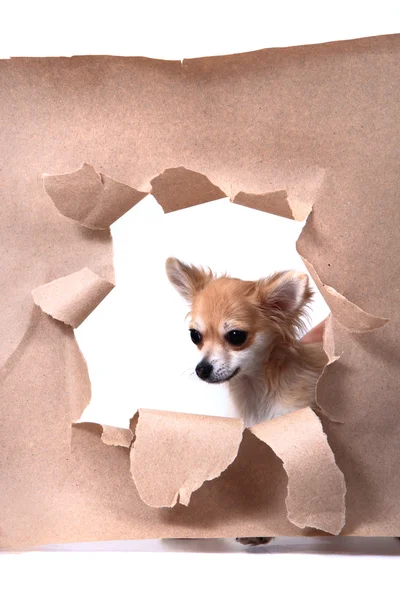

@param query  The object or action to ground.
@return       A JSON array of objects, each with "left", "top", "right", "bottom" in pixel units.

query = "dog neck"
[{"left": 229, "top": 341, "right": 327, "bottom": 428}]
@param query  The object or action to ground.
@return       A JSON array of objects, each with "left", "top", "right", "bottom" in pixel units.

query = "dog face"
[{"left": 166, "top": 258, "right": 312, "bottom": 384}]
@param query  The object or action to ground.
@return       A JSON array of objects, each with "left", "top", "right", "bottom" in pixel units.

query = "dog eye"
[
  {"left": 190, "top": 329, "right": 202, "bottom": 345},
  {"left": 226, "top": 330, "right": 248, "bottom": 346}
]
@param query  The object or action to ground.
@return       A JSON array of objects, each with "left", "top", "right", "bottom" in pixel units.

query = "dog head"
[{"left": 166, "top": 257, "right": 312, "bottom": 384}]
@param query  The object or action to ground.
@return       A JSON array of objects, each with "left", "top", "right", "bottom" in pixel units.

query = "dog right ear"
[{"left": 165, "top": 257, "right": 213, "bottom": 302}]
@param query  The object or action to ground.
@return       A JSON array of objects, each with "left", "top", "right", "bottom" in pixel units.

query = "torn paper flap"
[
  {"left": 150, "top": 167, "right": 226, "bottom": 213},
  {"left": 44, "top": 163, "right": 148, "bottom": 229},
  {"left": 130, "top": 409, "right": 243, "bottom": 507},
  {"left": 32, "top": 267, "right": 114, "bottom": 328},
  {"left": 250, "top": 407, "right": 346, "bottom": 535},
  {"left": 101, "top": 425, "right": 133, "bottom": 448},
  {"left": 232, "top": 190, "right": 294, "bottom": 220},
  {"left": 302, "top": 257, "right": 389, "bottom": 333}
]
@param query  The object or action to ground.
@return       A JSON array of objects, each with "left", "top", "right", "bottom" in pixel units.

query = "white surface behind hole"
[{"left": 77, "top": 197, "right": 330, "bottom": 428}]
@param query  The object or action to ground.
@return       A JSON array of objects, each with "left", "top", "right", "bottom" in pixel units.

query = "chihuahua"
[
  {"left": 165, "top": 257, "right": 327, "bottom": 547},
  {"left": 166, "top": 257, "right": 327, "bottom": 428}
]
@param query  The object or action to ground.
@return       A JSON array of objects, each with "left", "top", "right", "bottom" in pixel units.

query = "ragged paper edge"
[
  {"left": 32, "top": 267, "right": 115, "bottom": 328},
  {"left": 301, "top": 256, "right": 390, "bottom": 333},
  {"left": 128, "top": 409, "right": 244, "bottom": 508},
  {"left": 45, "top": 163, "right": 318, "bottom": 229},
  {"left": 44, "top": 163, "right": 149, "bottom": 230},
  {"left": 250, "top": 407, "right": 346, "bottom": 535},
  {"left": 149, "top": 165, "right": 319, "bottom": 220}
]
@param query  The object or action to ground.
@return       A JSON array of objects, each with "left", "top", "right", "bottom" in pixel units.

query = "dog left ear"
[
  {"left": 257, "top": 271, "right": 312, "bottom": 314},
  {"left": 165, "top": 257, "right": 214, "bottom": 302}
]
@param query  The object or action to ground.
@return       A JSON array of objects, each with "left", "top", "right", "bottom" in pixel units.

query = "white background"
[{"left": 2, "top": 1, "right": 400, "bottom": 598}]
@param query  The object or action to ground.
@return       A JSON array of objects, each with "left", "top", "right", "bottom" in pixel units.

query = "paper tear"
[
  {"left": 302, "top": 257, "right": 389, "bottom": 333},
  {"left": 150, "top": 166, "right": 226, "bottom": 213},
  {"left": 232, "top": 190, "right": 294, "bottom": 220},
  {"left": 250, "top": 407, "right": 346, "bottom": 535},
  {"left": 130, "top": 409, "right": 244, "bottom": 508},
  {"left": 32, "top": 267, "right": 114, "bottom": 328},
  {"left": 101, "top": 425, "right": 133, "bottom": 448},
  {"left": 44, "top": 163, "right": 148, "bottom": 229}
]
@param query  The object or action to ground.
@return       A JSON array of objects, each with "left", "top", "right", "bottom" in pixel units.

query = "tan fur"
[
  {"left": 230, "top": 342, "right": 327, "bottom": 426},
  {"left": 166, "top": 257, "right": 327, "bottom": 427}
]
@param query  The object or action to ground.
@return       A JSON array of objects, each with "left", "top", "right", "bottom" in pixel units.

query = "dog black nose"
[{"left": 196, "top": 361, "right": 213, "bottom": 380}]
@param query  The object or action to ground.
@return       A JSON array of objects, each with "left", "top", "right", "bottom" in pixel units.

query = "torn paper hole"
[
  {"left": 75, "top": 178, "right": 330, "bottom": 430},
  {"left": 130, "top": 409, "right": 244, "bottom": 507},
  {"left": 301, "top": 257, "right": 389, "bottom": 333},
  {"left": 44, "top": 163, "right": 149, "bottom": 230},
  {"left": 32, "top": 267, "right": 114, "bottom": 328},
  {"left": 39, "top": 163, "right": 337, "bottom": 530},
  {"left": 250, "top": 407, "right": 346, "bottom": 535}
]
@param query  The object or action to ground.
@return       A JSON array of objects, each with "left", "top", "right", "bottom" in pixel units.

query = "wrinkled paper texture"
[{"left": 1, "top": 34, "right": 399, "bottom": 547}]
